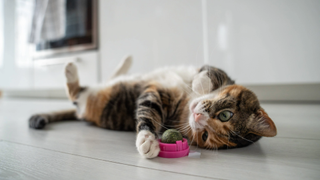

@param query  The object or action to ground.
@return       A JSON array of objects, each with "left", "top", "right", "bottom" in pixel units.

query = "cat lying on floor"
[{"left": 29, "top": 56, "right": 277, "bottom": 158}]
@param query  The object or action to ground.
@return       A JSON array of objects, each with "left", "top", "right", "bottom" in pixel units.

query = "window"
[
  {"left": 0, "top": 0, "right": 3, "bottom": 67},
  {"left": 15, "top": 0, "right": 34, "bottom": 67}
]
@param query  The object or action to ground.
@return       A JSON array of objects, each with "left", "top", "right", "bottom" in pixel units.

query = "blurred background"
[{"left": 0, "top": 0, "right": 319, "bottom": 101}]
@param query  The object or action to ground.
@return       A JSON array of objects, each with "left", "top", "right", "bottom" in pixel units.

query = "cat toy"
[{"left": 158, "top": 129, "right": 190, "bottom": 158}]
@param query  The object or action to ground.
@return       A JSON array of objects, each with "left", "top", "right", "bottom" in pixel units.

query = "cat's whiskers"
[
  {"left": 206, "top": 125, "right": 217, "bottom": 134},
  {"left": 168, "top": 121, "right": 189, "bottom": 127},
  {"left": 179, "top": 125, "right": 190, "bottom": 132},
  {"left": 167, "top": 124, "right": 189, "bottom": 131},
  {"left": 175, "top": 127, "right": 188, "bottom": 133},
  {"left": 205, "top": 125, "right": 231, "bottom": 153},
  {"left": 227, "top": 132, "right": 231, "bottom": 150},
  {"left": 167, "top": 119, "right": 189, "bottom": 123},
  {"left": 199, "top": 76, "right": 205, "bottom": 95},
  {"left": 167, "top": 124, "right": 189, "bottom": 129},
  {"left": 182, "top": 127, "right": 192, "bottom": 138},
  {"left": 199, "top": 73, "right": 212, "bottom": 94},
  {"left": 230, "top": 130, "right": 254, "bottom": 143},
  {"left": 183, "top": 84, "right": 194, "bottom": 95},
  {"left": 208, "top": 67, "right": 211, "bottom": 93},
  {"left": 140, "top": 114, "right": 169, "bottom": 130},
  {"left": 179, "top": 85, "right": 193, "bottom": 96},
  {"left": 213, "top": 142, "right": 219, "bottom": 154},
  {"left": 167, "top": 122, "right": 191, "bottom": 136},
  {"left": 188, "top": 131, "right": 196, "bottom": 147},
  {"left": 176, "top": 125, "right": 191, "bottom": 133},
  {"left": 207, "top": 136, "right": 219, "bottom": 155},
  {"left": 169, "top": 75, "right": 194, "bottom": 95},
  {"left": 195, "top": 131, "right": 199, "bottom": 151},
  {"left": 176, "top": 124, "right": 189, "bottom": 129}
]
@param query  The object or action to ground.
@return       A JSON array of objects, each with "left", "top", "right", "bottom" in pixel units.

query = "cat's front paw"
[
  {"left": 29, "top": 114, "right": 48, "bottom": 129},
  {"left": 136, "top": 130, "right": 160, "bottom": 158}
]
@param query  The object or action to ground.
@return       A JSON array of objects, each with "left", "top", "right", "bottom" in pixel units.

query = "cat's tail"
[{"left": 108, "top": 55, "right": 133, "bottom": 80}]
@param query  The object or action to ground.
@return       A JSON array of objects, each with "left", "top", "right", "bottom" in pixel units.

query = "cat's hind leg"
[
  {"left": 29, "top": 62, "right": 82, "bottom": 129},
  {"left": 64, "top": 62, "right": 100, "bottom": 125},
  {"left": 64, "top": 62, "right": 92, "bottom": 118},
  {"left": 108, "top": 55, "right": 132, "bottom": 80},
  {"left": 65, "top": 62, "right": 83, "bottom": 101}
]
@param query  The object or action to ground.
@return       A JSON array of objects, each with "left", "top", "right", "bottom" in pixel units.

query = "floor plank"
[
  {"left": 1, "top": 98, "right": 320, "bottom": 180},
  {"left": 0, "top": 141, "right": 213, "bottom": 180},
  {"left": 262, "top": 103, "right": 320, "bottom": 140}
]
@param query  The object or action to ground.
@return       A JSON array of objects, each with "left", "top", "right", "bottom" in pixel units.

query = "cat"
[{"left": 29, "top": 56, "right": 277, "bottom": 158}]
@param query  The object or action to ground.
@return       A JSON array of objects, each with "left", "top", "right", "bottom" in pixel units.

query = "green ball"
[{"left": 161, "top": 129, "right": 183, "bottom": 144}]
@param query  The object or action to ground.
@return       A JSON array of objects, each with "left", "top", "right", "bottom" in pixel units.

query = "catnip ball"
[{"left": 161, "top": 129, "right": 183, "bottom": 143}]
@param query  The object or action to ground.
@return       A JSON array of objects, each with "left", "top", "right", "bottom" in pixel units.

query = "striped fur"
[{"left": 29, "top": 61, "right": 277, "bottom": 158}]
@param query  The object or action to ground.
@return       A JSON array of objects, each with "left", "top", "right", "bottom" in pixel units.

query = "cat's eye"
[
  {"left": 218, "top": 111, "right": 233, "bottom": 122},
  {"left": 202, "top": 131, "right": 208, "bottom": 142}
]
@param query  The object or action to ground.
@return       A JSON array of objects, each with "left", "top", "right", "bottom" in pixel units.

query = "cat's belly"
[{"left": 79, "top": 82, "right": 142, "bottom": 131}]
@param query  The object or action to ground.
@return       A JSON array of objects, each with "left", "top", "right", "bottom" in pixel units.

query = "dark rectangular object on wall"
[{"left": 33, "top": 0, "right": 98, "bottom": 59}]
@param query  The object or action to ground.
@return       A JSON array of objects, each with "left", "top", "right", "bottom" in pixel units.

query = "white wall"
[
  {"left": 0, "top": 0, "right": 33, "bottom": 89},
  {"left": 207, "top": 0, "right": 320, "bottom": 84},
  {"left": 99, "top": 0, "right": 320, "bottom": 85},
  {"left": 99, "top": 0, "right": 204, "bottom": 80},
  {"left": 1, "top": 0, "right": 319, "bottom": 89}
]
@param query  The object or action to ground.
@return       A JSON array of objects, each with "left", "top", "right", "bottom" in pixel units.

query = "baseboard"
[
  {"left": 244, "top": 83, "right": 320, "bottom": 102},
  {"left": 2, "top": 88, "right": 67, "bottom": 99},
  {"left": 2, "top": 83, "right": 320, "bottom": 102}
]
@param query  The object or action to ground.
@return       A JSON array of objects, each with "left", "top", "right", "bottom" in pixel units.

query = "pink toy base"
[{"left": 158, "top": 138, "right": 190, "bottom": 158}]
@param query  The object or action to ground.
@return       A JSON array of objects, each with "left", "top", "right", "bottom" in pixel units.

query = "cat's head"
[{"left": 188, "top": 67, "right": 277, "bottom": 149}]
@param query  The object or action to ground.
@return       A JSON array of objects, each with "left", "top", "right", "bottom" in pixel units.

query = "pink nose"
[{"left": 194, "top": 113, "right": 203, "bottom": 122}]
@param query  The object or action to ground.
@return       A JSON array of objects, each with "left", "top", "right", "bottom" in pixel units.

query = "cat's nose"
[{"left": 194, "top": 113, "right": 203, "bottom": 122}]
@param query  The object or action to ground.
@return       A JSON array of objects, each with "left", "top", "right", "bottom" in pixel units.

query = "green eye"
[
  {"left": 218, "top": 111, "right": 233, "bottom": 122},
  {"left": 202, "top": 131, "right": 208, "bottom": 142}
]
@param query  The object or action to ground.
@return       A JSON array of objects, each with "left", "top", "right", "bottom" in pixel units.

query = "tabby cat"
[{"left": 29, "top": 57, "right": 277, "bottom": 158}]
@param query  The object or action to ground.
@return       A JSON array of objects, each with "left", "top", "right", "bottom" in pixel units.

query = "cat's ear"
[
  {"left": 192, "top": 70, "right": 213, "bottom": 94},
  {"left": 248, "top": 109, "right": 277, "bottom": 137}
]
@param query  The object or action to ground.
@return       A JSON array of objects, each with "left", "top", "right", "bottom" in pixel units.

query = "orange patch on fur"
[
  {"left": 207, "top": 119, "right": 230, "bottom": 134},
  {"left": 84, "top": 87, "right": 113, "bottom": 126},
  {"left": 206, "top": 119, "right": 236, "bottom": 148},
  {"left": 66, "top": 81, "right": 80, "bottom": 101},
  {"left": 190, "top": 119, "right": 237, "bottom": 149},
  {"left": 192, "top": 129, "right": 236, "bottom": 149},
  {"left": 223, "top": 84, "right": 247, "bottom": 97}
]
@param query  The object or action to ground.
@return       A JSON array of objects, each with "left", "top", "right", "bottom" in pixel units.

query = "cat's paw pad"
[
  {"left": 192, "top": 70, "right": 213, "bottom": 94},
  {"left": 29, "top": 114, "right": 48, "bottom": 129},
  {"left": 136, "top": 130, "right": 160, "bottom": 158},
  {"left": 65, "top": 62, "right": 79, "bottom": 83}
]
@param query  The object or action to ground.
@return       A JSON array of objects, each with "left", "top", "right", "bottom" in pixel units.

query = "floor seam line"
[
  {"left": 274, "top": 137, "right": 320, "bottom": 141},
  {"left": 2, "top": 140, "right": 226, "bottom": 180}
]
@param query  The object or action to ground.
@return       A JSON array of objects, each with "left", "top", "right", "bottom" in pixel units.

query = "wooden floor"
[{"left": 0, "top": 98, "right": 319, "bottom": 180}]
